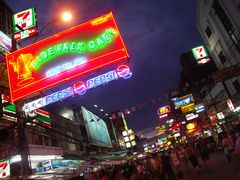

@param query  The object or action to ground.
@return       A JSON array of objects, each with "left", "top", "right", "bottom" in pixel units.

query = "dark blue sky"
[{"left": 6, "top": 0, "right": 203, "bottom": 136}]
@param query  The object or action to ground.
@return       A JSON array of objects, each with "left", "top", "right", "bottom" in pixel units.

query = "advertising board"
[{"left": 7, "top": 12, "right": 129, "bottom": 102}]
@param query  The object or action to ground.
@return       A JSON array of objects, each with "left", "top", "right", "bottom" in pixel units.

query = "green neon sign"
[{"left": 32, "top": 28, "right": 118, "bottom": 69}]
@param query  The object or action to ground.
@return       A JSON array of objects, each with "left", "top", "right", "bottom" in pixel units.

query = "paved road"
[{"left": 181, "top": 151, "right": 240, "bottom": 180}]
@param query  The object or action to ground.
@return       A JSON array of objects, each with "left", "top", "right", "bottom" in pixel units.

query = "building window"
[
  {"left": 218, "top": 50, "right": 227, "bottom": 64},
  {"left": 233, "top": 80, "right": 240, "bottom": 93},
  {"left": 213, "top": 0, "right": 235, "bottom": 34},
  {"left": 205, "top": 26, "right": 212, "bottom": 38}
]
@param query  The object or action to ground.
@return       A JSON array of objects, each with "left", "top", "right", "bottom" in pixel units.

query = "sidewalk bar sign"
[
  {"left": 7, "top": 12, "right": 129, "bottom": 102},
  {"left": 12, "top": 7, "right": 37, "bottom": 41}
]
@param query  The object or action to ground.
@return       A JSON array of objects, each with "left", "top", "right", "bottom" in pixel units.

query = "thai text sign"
[{"left": 7, "top": 12, "right": 129, "bottom": 102}]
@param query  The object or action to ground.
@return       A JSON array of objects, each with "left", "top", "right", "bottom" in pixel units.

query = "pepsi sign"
[{"left": 22, "top": 65, "right": 132, "bottom": 112}]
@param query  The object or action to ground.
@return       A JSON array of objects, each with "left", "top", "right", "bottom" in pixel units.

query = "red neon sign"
[{"left": 6, "top": 12, "right": 129, "bottom": 102}]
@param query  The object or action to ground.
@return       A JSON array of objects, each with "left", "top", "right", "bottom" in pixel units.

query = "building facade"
[{"left": 196, "top": 0, "right": 240, "bottom": 113}]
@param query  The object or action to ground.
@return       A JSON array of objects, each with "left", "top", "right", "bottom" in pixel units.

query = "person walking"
[{"left": 222, "top": 132, "right": 234, "bottom": 163}]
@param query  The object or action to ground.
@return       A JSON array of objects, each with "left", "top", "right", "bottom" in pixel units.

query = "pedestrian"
[
  {"left": 197, "top": 138, "right": 212, "bottom": 168},
  {"left": 162, "top": 150, "right": 177, "bottom": 180},
  {"left": 222, "top": 132, "right": 234, "bottom": 163},
  {"left": 186, "top": 144, "right": 200, "bottom": 175},
  {"left": 233, "top": 127, "right": 240, "bottom": 170}
]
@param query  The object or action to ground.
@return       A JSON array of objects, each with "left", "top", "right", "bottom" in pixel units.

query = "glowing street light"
[
  {"left": 100, "top": 109, "right": 104, "bottom": 112},
  {"left": 61, "top": 11, "right": 72, "bottom": 22},
  {"left": 94, "top": 105, "right": 98, "bottom": 108}
]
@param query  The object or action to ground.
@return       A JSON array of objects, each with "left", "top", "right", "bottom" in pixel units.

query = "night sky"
[{"left": 6, "top": 0, "right": 203, "bottom": 137}]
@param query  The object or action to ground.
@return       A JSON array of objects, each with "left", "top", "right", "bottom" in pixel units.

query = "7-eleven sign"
[
  {"left": 192, "top": 46, "right": 208, "bottom": 60},
  {"left": 0, "top": 160, "right": 10, "bottom": 179},
  {"left": 13, "top": 8, "right": 36, "bottom": 33}
]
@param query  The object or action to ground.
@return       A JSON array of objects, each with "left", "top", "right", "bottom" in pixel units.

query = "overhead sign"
[
  {"left": 13, "top": 26, "right": 38, "bottom": 41},
  {"left": 0, "top": 160, "right": 10, "bottom": 179},
  {"left": 181, "top": 103, "right": 195, "bottom": 113},
  {"left": 1, "top": 94, "right": 17, "bottom": 121},
  {"left": 13, "top": 8, "right": 36, "bottom": 33},
  {"left": 185, "top": 113, "right": 199, "bottom": 121},
  {"left": 217, "top": 112, "right": 225, "bottom": 120},
  {"left": 12, "top": 8, "right": 37, "bottom": 41},
  {"left": 22, "top": 65, "right": 132, "bottom": 112},
  {"left": 7, "top": 12, "right": 129, "bottom": 102},
  {"left": 197, "top": 57, "right": 211, "bottom": 65},
  {"left": 157, "top": 105, "right": 171, "bottom": 115},
  {"left": 25, "top": 109, "right": 51, "bottom": 128},
  {"left": 174, "top": 94, "right": 194, "bottom": 109},
  {"left": 0, "top": 31, "right": 12, "bottom": 54},
  {"left": 192, "top": 46, "right": 211, "bottom": 65},
  {"left": 192, "top": 46, "right": 208, "bottom": 60},
  {"left": 195, "top": 104, "right": 205, "bottom": 113}
]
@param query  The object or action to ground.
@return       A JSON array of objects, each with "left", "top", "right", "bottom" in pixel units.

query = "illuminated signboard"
[
  {"left": 195, "top": 104, "right": 205, "bottom": 113},
  {"left": 197, "top": 57, "right": 211, "bottom": 65},
  {"left": 25, "top": 109, "right": 51, "bottom": 128},
  {"left": 186, "top": 122, "right": 197, "bottom": 133},
  {"left": 192, "top": 46, "right": 208, "bottom": 60},
  {"left": 174, "top": 94, "right": 194, "bottom": 109},
  {"left": 217, "top": 112, "right": 224, "bottom": 120},
  {"left": 157, "top": 105, "right": 171, "bottom": 115},
  {"left": 1, "top": 94, "right": 17, "bottom": 121},
  {"left": 12, "top": 8, "right": 37, "bottom": 41},
  {"left": 192, "top": 45, "right": 211, "bottom": 65},
  {"left": 181, "top": 103, "right": 195, "bottom": 113},
  {"left": 185, "top": 113, "right": 199, "bottom": 121},
  {"left": 0, "top": 160, "right": 10, "bottom": 179},
  {"left": 22, "top": 65, "right": 132, "bottom": 112},
  {"left": 0, "top": 31, "right": 12, "bottom": 53},
  {"left": 227, "top": 99, "right": 235, "bottom": 111},
  {"left": 7, "top": 12, "right": 129, "bottom": 102}
]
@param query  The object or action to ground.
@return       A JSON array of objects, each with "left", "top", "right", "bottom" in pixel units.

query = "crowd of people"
[{"left": 71, "top": 125, "right": 240, "bottom": 180}]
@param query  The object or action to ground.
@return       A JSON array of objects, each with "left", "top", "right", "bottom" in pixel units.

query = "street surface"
[{"left": 183, "top": 152, "right": 240, "bottom": 180}]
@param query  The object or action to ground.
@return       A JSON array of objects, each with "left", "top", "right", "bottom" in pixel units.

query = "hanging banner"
[{"left": 7, "top": 12, "right": 129, "bottom": 102}]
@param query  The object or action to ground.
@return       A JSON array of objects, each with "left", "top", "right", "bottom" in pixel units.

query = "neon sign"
[
  {"left": 46, "top": 57, "right": 87, "bottom": 77},
  {"left": 33, "top": 28, "right": 118, "bottom": 69},
  {"left": 7, "top": 12, "right": 129, "bottom": 102},
  {"left": 157, "top": 105, "right": 171, "bottom": 116},
  {"left": 174, "top": 94, "right": 194, "bottom": 109},
  {"left": 22, "top": 65, "right": 132, "bottom": 112}
]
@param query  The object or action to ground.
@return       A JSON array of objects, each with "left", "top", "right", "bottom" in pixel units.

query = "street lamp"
[
  {"left": 32, "top": 10, "right": 73, "bottom": 43},
  {"left": 61, "top": 11, "right": 72, "bottom": 22}
]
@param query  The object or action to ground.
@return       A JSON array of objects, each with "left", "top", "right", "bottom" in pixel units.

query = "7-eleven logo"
[
  {"left": 13, "top": 8, "right": 36, "bottom": 33},
  {"left": 192, "top": 46, "right": 208, "bottom": 60},
  {"left": 0, "top": 160, "right": 10, "bottom": 178}
]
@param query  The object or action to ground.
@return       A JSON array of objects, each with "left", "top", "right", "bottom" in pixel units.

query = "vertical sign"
[{"left": 227, "top": 99, "right": 235, "bottom": 111}]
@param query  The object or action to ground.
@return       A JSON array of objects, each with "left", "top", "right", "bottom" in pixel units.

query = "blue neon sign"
[{"left": 22, "top": 65, "right": 132, "bottom": 112}]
